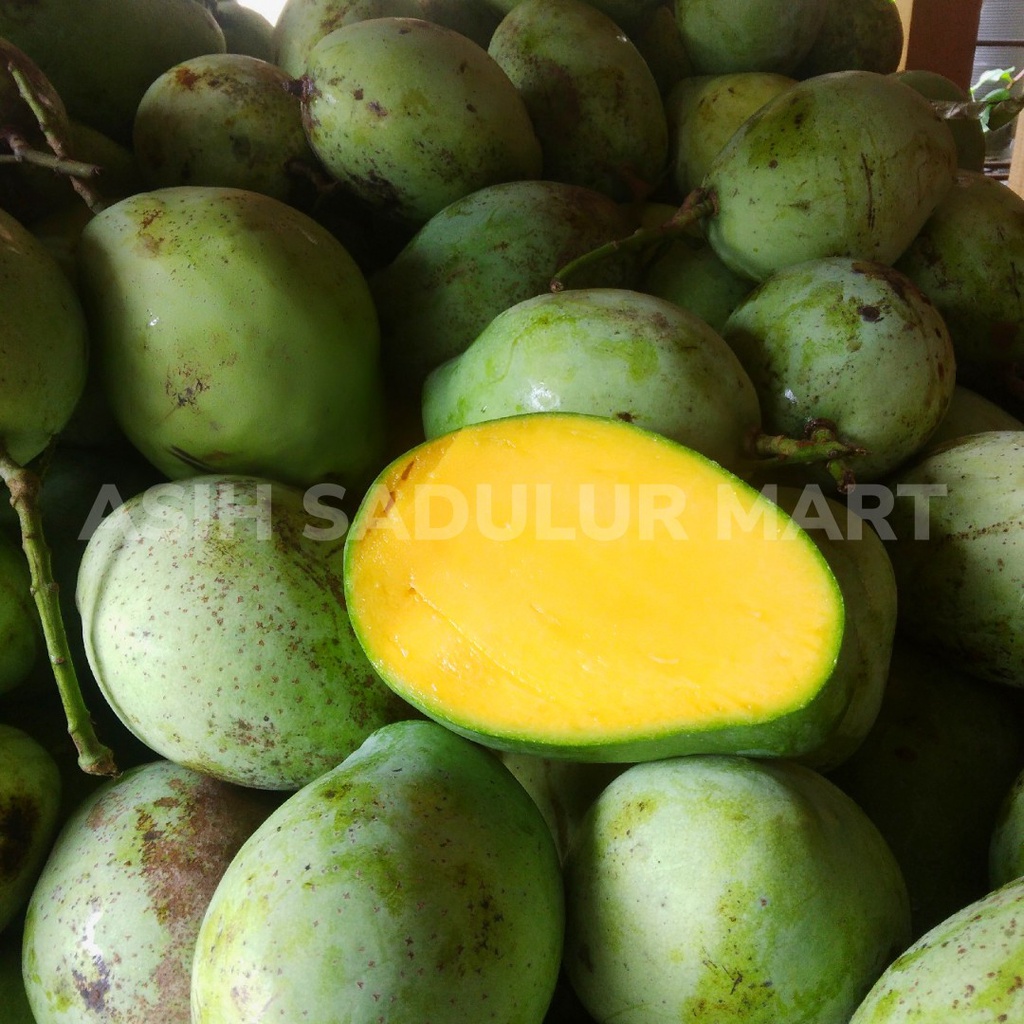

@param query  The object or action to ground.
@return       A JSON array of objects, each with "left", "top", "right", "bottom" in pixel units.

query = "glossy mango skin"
[
  {"left": 421, "top": 288, "right": 763, "bottom": 475},
  {"left": 22, "top": 759, "right": 276, "bottom": 1024},
  {"left": 722, "top": 257, "right": 956, "bottom": 483},
  {"left": 191, "top": 719, "right": 565, "bottom": 1024}
]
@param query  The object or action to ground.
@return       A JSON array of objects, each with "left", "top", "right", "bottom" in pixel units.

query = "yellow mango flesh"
[{"left": 344, "top": 414, "right": 844, "bottom": 759}]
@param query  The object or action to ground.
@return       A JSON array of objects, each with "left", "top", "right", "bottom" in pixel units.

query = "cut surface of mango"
[{"left": 344, "top": 414, "right": 844, "bottom": 760}]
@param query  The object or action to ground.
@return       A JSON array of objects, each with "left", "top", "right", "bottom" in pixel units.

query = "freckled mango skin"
[
  {"left": 76, "top": 185, "right": 386, "bottom": 491},
  {"left": 885, "top": 431, "right": 1024, "bottom": 689},
  {"left": 21, "top": 760, "right": 276, "bottom": 1024},
  {"left": 849, "top": 874, "right": 1024, "bottom": 1023},
  {"left": 564, "top": 754, "right": 911, "bottom": 1024},
  {"left": 76, "top": 475, "right": 409, "bottom": 791},
  {"left": 190, "top": 719, "right": 565, "bottom": 1024},
  {"left": 702, "top": 70, "right": 957, "bottom": 283}
]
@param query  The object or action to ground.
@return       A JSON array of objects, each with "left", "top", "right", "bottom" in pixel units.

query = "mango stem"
[
  {"left": 549, "top": 188, "right": 718, "bottom": 292},
  {"left": 749, "top": 418, "right": 867, "bottom": 494},
  {"left": 6, "top": 60, "right": 108, "bottom": 214},
  {"left": 0, "top": 447, "right": 118, "bottom": 777}
]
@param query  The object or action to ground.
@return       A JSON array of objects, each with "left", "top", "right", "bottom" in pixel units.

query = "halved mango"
[{"left": 343, "top": 413, "right": 846, "bottom": 761}]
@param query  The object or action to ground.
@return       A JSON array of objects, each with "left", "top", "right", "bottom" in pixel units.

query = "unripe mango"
[{"left": 191, "top": 719, "right": 565, "bottom": 1023}]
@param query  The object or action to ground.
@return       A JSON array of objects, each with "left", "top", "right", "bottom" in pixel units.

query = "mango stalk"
[{"left": 0, "top": 447, "right": 117, "bottom": 777}]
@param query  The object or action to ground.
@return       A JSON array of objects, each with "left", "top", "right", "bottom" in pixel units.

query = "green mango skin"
[
  {"left": 896, "top": 170, "right": 1024, "bottom": 368},
  {"left": 893, "top": 70, "right": 987, "bottom": 173},
  {"left": 849, "top": 874, "right": 1024, "bottom": 1023},
  {"left": 76, "top": 185, "right": 387, "bottom": 491},
  {"left": 702, "top": 70, "right": 958, "bottom": 283},
  {"left": 674, "top": 0, "right": 828, "bottom": 75},
  {"left": 76, "top": 475, "right": 411, "bottom": 790},
  {"left": 772, "top": 487, "right": 897, "bottom": 772},
  {"left": 722, "top": 257, "right": 957, "bottom": 483},
  {"left": 884, "top": 431, "right": 1024, "bottom": 689},
  {"left": 488, "top": 0, "right": 668, "bottom": 202},
  {"left": 497, "top": 751, "right": 625, "bottom": 864},
  {"left": 828, "top": 641, "right": 1024, "bottom": 939},
  {"left": 421, "top": 288, "right": 764, "bottom": 476},
  {"left": 302, "top": 17, "right": 542, "bottom": 224},
  {"left": 0, "top": 207, "right": 89, "bottom": 467},
  {"left": 214, "top": 0, "right": 275, "bottom": 60},
  {"left": 191, "top": 719, "right": 565, "bottom": 1024},
  {"left": 133, "top": 53, "right": 318, "bottom": 205},
  {"left": 665, "top": 71, "right": 797, "bottom": 198},
  {"left": 22, "top": 759, "right": 278, "bottom": 1024},
  {"left": 625, "top": 2, "right": 694, "bottom": 96},
  {"left": 638, "top": 228, "right": 754, "bottom": 333},
  {"left": 564, "top": 754, "right": 911, "bottom": 1024},
  {"left": 926, "top": 385, "right": 1023, "bottom": 451},
  {"left": 795, "top": 0, "right": 905, "bottom": 78},
  {"left": 273, "top": 0, "right": 502, "bottom": 77},
  {"left": 371, "top": 179, "right": 640, "bottom": 396},
  {"left": 0, "top": 532, "right": 38, "bottom": 697},
  {"left": 0, "top": 725, "right": 61, "bottom": 935},
  {"left": 0, "top": 0, "right": 226, "bottom": 144}
]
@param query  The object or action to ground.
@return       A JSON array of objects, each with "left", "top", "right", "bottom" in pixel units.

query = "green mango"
[
  {"left": 674, "top": 0, "right": 828, "bottom": 75},
  {"left": 637, "top": 203, "right": 753, "bottom": 332},
  {"left": 722, "top": 257, "right": 956, "bottom": 484},
  {"left": 76, "top": 474, "right": 411, "bottom": 790},
  {"left": 0, "top": 725, "right": 61, "bottom": 935},
  {"left": 371, "top": 179, "right": 639, "bottom": 396},
  {"left": 772, "top": 486, "right": 897, "bottom": 772},
  {"left": 700, "top": 70, "right": 958, "bottom": 282},
  {"left": 828, "top": 641, "right": 1024, "bottom": 938},
  {"left": 849, "top": 874, "right": 1024, "bottom": 1023},
  {"left": 624, "top": 2, "right": 694, "bottom": 96},
  {"left": 884, "top": 431, "right": 1024, "bottom": 689},
  {"left": 497, "top": 751, "right": 625, "bottom": 863},
  {"left": 665, "top": 71, "right": 796, "bottom": 198},
  {"left": 896, "top": 169, "right": 1024, "bottom": 369},
  {"left": 894, "top": 69, "right": 987, "bottom": 173},
  {"left": 302, "top": 17, "right": 542, "bottom": 224},
  {"left": 75, "top": 185, "right": 387, "bottom": 491},
  {"left": 22, "top": 759, "right": 278, "bottom": 1023},
  {"left": 926, "top": 385, "right": 1023, "bottom": 451},
  {"left": 273, "top": 0, "right": 501, "bottom": 77},
  {"left": 487, "top": 0, "right": 668, "bottom": 201},
  {"left": 795, "top": 0, "right": 905, "bottom": 77},
  {"left": 564, "top": 753, "right": 911, "bottom": 1024},
  {"left": 133, "top": 52, "right": 318, "bottom": 205},
  {"left": 990, "top": 766, "right": 1024, "bottom": 888},
  {"left": 191, "top": 719, "right": 565, "bottom": 1023},
  {"left": 0, "top": 0, "right": 227, "bottom": 144},
  {"left": 0, "top": 531, "right": 39, "bottom": 698},
  {"left": 0, "top": 207, "right": 89, "bottom": 467},
  {"left": 213, "top": 0, "right": 275, "bottom": 60},
  {"left": 421, "top": 288, "right": 764, "bottom": 475}
]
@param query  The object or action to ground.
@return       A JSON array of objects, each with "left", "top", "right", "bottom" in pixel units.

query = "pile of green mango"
[{"left": 1, "top": 0, "right": 1023, "bottom": 1021}]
